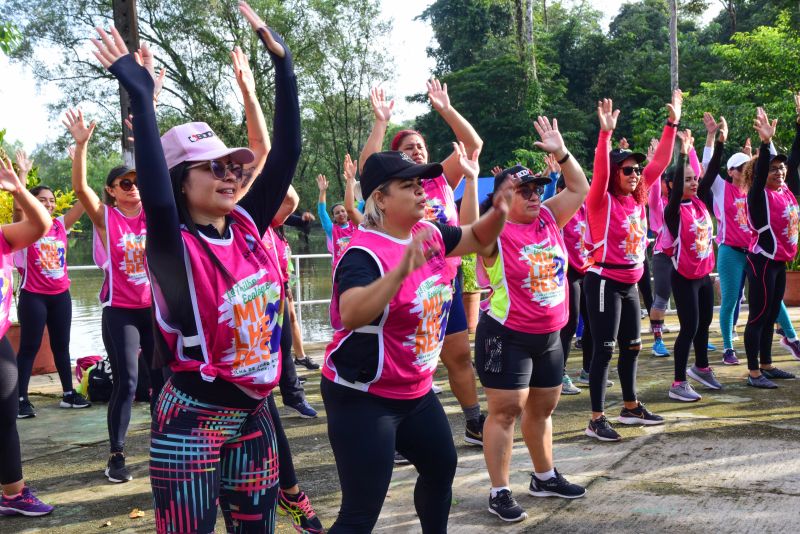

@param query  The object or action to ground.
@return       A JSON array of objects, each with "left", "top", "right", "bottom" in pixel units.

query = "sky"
[{"left": 0, "top": 0, "right": 717, "bottom": 153}]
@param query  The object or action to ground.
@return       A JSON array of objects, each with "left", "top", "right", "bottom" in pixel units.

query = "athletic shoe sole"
[
  {"left": 16, "top": 413, "right": 35, "bottom": 419},
  {"left": 488, "top": 507, "right": 527, "bottom": 522},
  {"left": 464, "top": 435, "right": 483, "bottom": 446},
  {"left": 560, "top": 388, "right": 581, "bottom": 395},
  {"left": 722, "top": 359, "right": 740, "bottom": 366},
  {"left": 779, "top": 338, "right": 800, "bottom": 360},
  {"left": 59, "top": 401, "right": 91, "bottom": 409},
  {"left": 584, "top": 427, "right": 621, "bottom": 442},
  {"left": 0, "top": 506, "right": 53, "bottom": 517},
  {"left": 528, "top": 488, "right": 586, "bottom": 499},
  {"left": 104, "top": 468, "right": 132, "bottom": 483},
  {"left": 687, "top": 368, "right": 721, "bottom": 390},
  {"left": 616, "top": 416, "right": 664, "bottom": 426},
  {"left": 668, "top": 390, "right": 701, "bottom": 402}
]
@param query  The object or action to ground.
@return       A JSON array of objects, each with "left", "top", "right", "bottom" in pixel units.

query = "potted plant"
[
  {"left": 785, "top": 248, "right": 800, "bottom": 306},
  {"left": 460, "top": 253, "right": 482, "bottom": 334}
]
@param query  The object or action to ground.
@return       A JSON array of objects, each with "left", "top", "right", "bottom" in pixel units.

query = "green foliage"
[
  {"left": 461, "top": 253, "right": 479, "bottom": 293},
  {"left": 0, "top": 21, "right": 21, "bottom": 54}
]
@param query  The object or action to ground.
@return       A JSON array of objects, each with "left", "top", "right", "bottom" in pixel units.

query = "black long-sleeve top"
[{"left": 664, "top": 144, "right": 722, "bottom": 240}]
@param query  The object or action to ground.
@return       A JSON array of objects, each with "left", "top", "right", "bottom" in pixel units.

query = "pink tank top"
[
  {"left": 562, "top": 205, "right": 591, "bottom": 274},
  {"left": 331, "top": 221, "right": 356, "bottom": 263},
  {"left": 586, "top": 193, "right": 647, "bottom": 284},
  {"left": 670, "top": 197, "right": 715, "bottom": 279},
  {"left": 749, "top": 187, "right": 799, "bottom": 261},
  {"left": 98, "top": 207, "right": 151, "bottom": 308},
  {"left": 323, "top": 221, "right": 454, "bottom": 400},
  {"left": 711, "top": 179, "right": 752, "bottom": 249},
  {"left": 16, "top": 216, "right": 70, "bottom": 295},
  {"left": 0, "top": 231, "right": 13, "bottom": 339},
  {"left": 155, "top": 207, "right": 285, "bottom": 398},
  {"left": 647, "top": 183, "right": 672, "bottom": 254},
  {"left": 423, "top": 174, "right": 461, "bottom": 278},
  {"left": 482, "top": 207, "right": 568, "bottom": 334}
]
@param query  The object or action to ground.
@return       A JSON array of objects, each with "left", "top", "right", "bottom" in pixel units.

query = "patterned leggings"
[{"left": 150, "top": 380, "right": 279, "bottom": 533}]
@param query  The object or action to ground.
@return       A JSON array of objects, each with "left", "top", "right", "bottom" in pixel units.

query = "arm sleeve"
[
  {"left": 432, "top": 222, "right": 463, "bottom": 255},
  {"left": 786, "top": 122, "right": 800, "bottom": 196},
  {"left": 237, "top": 30, "right": 302, "bottom": 236},
  {"left": 587, "top": 130, "right": 612, "bottom": 212},
  {"left": 647, "top": 178, "right": 664, "bottom": 230},
  {"left": 643, "top": 125, "right": 678, "bottom": 187},
  {"left": 542, "top": 173, "right": 557, "bottom": 201},
  {"left": 318, "top": 201, "right": 333, "bottom": 239},
  {"left": 664, "top": 153, "right": 685, "bottom": 240},
  {"left": 336, "top": 249, "right": 381, "bottom": 295},
  {"left": 747, "top": 143, "right": 772, "bottom": 234},
  {"left": 698, "top": 141, "right": 724, "bottom": 208}
]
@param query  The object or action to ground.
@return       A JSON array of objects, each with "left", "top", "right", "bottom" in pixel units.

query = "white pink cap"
[{"left": 160, "top": 122, "right": 254, "bottom": 170}]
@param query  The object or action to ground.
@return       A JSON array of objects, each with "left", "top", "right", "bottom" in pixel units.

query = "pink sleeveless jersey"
[
  {"left": 97, "top": 207, "right": 151, "bottom": 308},
  {"left": 711, "top": 179, "right": 752, "bottom": 249},
  {"left": 423, "top": 174, "right": 461, "bottom": 278},
  {"left": 670, "top": 197, "right": 715, "bottom": 279},
  {"left": 331, "top": 221, "right": 356, "bottom": 263},
  {"left": 647, "top": 183, "right": 672, "bottom": 254},
  {"left": 750, "top": 186, "right": 800, "bottom": 261},
  {"left": 0, "top": 231, "right": 13, "bottom": 338},
  {"left": 562, "top": 205, "right": 591, "bottom": 274},
  {"left": 15, "top": 216, "right": 70, "bottom": 295},
  {"left": 586, "top": 193, "right": 648, "bottom": 284},
  {"left": 155, "top": 207, "right": 285, "bottom": 398},
  {"left": 263, "top": 227, "right": 291, "bottom": 284},
  {"left": 481, "top": 207, "right": 568, "bottom": 334},
  {"left": 323, "top": 221, "right": 454, "bottom": 400}
]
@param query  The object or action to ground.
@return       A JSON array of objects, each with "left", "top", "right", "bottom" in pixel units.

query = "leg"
[
  {"left": 775, "top": 301, "right": 797, "bottom": 340},
  {"left": 439, "top": 276, "right": 481, "bottom": 415},
  {"left": 44, "top": 291, "right": 75, "bottom": 394},
  {"left": 745, "top": 255, "right": 771, "bottom": 374},
  {"left": 267, "top": 394, "right": 297, "bottom": 491},
  {"left": 579, "top": 282, "right": 593, "bottom": 373},
  {"left": 135, "top": 308, "right": 162, "bottom": 414},
  {"left": 15, "top": 290, "right": 48, "bottom": 401},
  {"left": 481, "top": 388, "right": 526, "bottom": 487},
  {"left": 759, "top": 264, "right": 785, "bottom": 369},
  {"left": 584, "top": 273, "right": 622, "bottom": 417},
  {"left": 649, "top": 253, "right": 673, "bottom": 349},
  {"left": 616, "top": 282, "right": 642, "bottom": 408},
  {"left": 278, "top": 308, "right": 305, "bottom": 408},
  {"left": 718, "top": 245, "right": 746, "bottom": 350},
  {"left": 692, "top": 276, "right": 715, "bottom": 369},
  {"left": 0, "top": 337, "right": 23, "bottom": 491},
  {"left": 560, "top": 270, "right": 582, "bottom": 368},
  {"left": 671, "top": 271, "right": 700, "bottom": 382},
  {"left": 288, "top": 297, "right": 308, "bottom": 358},
  {"left": 638, "top": 254, "right": 654, "bottom": 316},
  {"left": 104, "top": 307, "right": 142, "bottom": 454}
]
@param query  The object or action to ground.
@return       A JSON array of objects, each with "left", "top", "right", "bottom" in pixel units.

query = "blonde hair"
[{"left": 362, "top": 184, "right": 389, "bottom": 228}]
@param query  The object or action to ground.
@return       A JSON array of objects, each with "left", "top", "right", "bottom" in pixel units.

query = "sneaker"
[
  {"left": 617, "top": 402, "right": 664, "bottom": 426},
  {"left": 294, "top": 356, "right": 320, "bottom": 370},
  {"left": 488, "top": 489, "right": 527, "bottom": 522},
  {"left": 394, "top": 451, "right": 411, "bottom": 465},
  {"left": 529, "top": 469, "right": 586, "bottom": 499},
  {"left": 277, "top": 489, "right": 324, "bottom": 533},
  {"left": 574, "top": 338, "right": 583, "bottom": 350},
  {"left": 651, "top": 338, "right": 670, "bottom": 357},
  {"left": 465, "top": 414, "right": 485, "bottom": 446},
  {"left": 286, "top": 400, "right": 318, "bottom": 419},
  {"left": 431, "top": 383, "right": 443, "bottom": 394},
  {"left": 687, "top": 365, "right": 722, "bottom": 390},
  {"left": 776, "top": 327, "right": 786, "bottom": 338},
  {"left": 105, "top": 453, "right": 133, "bottom": 483},
  {"left": 669, "top": 381, "right": 702, "bottom": 402},
  {"left": 707, "top": 342, "right": 717, "bottom": 352},
  {"left": 760, "top": 367, "right": 796, "bottom": 380},
  {"left": 17, "top": 398, "right": 35, "bottom": 419},
  {"left": 585, "top": 415, "right": 621, "bottom": 442},
  {"left": 641, "top": 308, "right": 649, "bottom": 319},
  {"left": 747, "top": 374, "right": 778, "bottom": 389},
  {"left": 779, "top": 337, "right": 800, "bottom": 361},
  {"left": 60, "top": 390, "right": 91, "bottom": 409},
  {"left": 561, "top": 374, "right": 581, "bottom": 395},
  {"left": 577, "top": 369, "right": 613, "bottom": 387},
  {"left": 732, "top": 332, "right": 739, "bottom": 342},
  {"left": 298, "top": 376, "right": 307, "bottom": 384},
  {"left": 0, "top": 487, "right": 54, "bottom": 517},
  {"left": 722, "top": 349, "right": 740, "bottom": 366}
]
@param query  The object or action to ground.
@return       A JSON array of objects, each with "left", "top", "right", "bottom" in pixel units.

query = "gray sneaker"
[
  {"left": 669, "top": 381, "right": 702, "bottom": 402},
  {"left": 747, "top": 374, "right": 777, "bottom": 389},
  {"left": 760, "top": 367, "right": 796, "bottom": 380},
  {"left": 577, "top": 369, "right": 613, "bottom": 387},
  {"left": 687, "top": 366, "right": 722, "bottom": 390},
  {"left": 561, "top": 374, "right": 581, "bottom": 395}
]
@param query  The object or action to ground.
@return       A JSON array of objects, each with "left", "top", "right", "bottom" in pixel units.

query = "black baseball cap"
[
  {"left": 770, "top": 153, "right": 788, "bottom": 165},
  {"left": 360, "top": 151, "right": 443, "bottom": 199},
  {"left": 493, "top": 165, "right": 550, "bottom": 192},
  {"left": 106, "top": 165, "right": 136, "bottom": 186},
  {"left": 610, "top": 148, "right": 646, "bottom": 165}
]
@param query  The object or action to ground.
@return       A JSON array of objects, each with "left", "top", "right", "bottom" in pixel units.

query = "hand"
[
  {"left": 134, "top": 44, "right": 166, "bottom": 102},
  {"left": 667, "top": 89, "right": 683, "bottom": 123},
  {"left": 238, "top": 1, "right": 285, "bottom": 58},
  {"left": 743, "top": 137, "right": 752, "bottom": 156},
  {"left": 369, "top": 87, "right": 394, "bottom": 123},
  {"left": 62, "top": 108, "right": 97, "bottom": 145},
  {"left": 426, "top": 77, "right": 450, "bottom": 112},
  {"left": 597, "top": 98, "right": 620, "bottom": 132},
  {"left": 301, "top": 211, "right": 316, "bottom": 222},
  {"left": 231, "top": 45, "right": 256, "bottom": 95},
  {"left": 398, "top": 229, "right": 438, "bottom": 278},
  {"left": 543, "top": 153, "right": 561, "bottom": 175},
  {"left": 753, "top": 107, "right": 777, "bottom": 143},
  {"left": 67, "top": 146, "right": 76, "bottom": 162},
  {"left": 0, "top": 156, "right": 23, "bottom": 193},
  {"left": 15, "top": 150, "right": 33, "bottom": 179},
  {"left": 718, "top": 116, "right": 728, "bottom": 143},
  {"left": 91, "top": 26, "right": 131, "bottom": 68},
  {"left": 646, "top": 138, "right": 658, "bottom": 163},
  {"left": 703, "top": 112, "right": 719, "bottom": 134},
  {"left": 491, "top": 166, "right": 503, "bottom": 177},
  {"left": 532, "top": 116, "right": 567, "bottom": 157},
  {"left": 452, "top": 141, "right": 479, "bottom": 180},
  {"left": 316, "top": 174, "right": 328, "bottom": 192},
  {"left": 124, "top": 113, "right": 135, "bottom": 143},
  {"left": 677, "top": 129, "right": 694, "bottom": 155},
  {"left": 343, "top": 154, "right": 357, "bottom": 182},
  {"left": 492, "top": 174, "right": 516, "bottom": 216},
  {"left": 618, "top": 137, "right": 630, "bottom": 150}
]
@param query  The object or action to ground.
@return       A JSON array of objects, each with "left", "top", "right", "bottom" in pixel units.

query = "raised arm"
[
  {"left": 540, "top": 117, "right": 589, "bottom": 228},
  {"left": 455, "top": 142, "right": 479, "bottom": 225},
  {"left": 343, "top": 154, "right": 363, "bottom": 225},
  {"left": 698, "top": 117, "right": 726, "bottom": 207},
  {"left": 541, "top": 153, "right": 560, "bottom": 201},
  {"left": 0, "top": 157, "right": 51, "bottom": 251},
  {"left": 63, "top": 109, "right": 105, "bottom": 230},
  {"left": 316, "top": 174, "right": 333, "bottom": 239},
  {"left": 450, "top": 171, "right": 514, "bottom": 259},
  {"left": 643, "top": 90, "right": 681, "bottom": 187},
  {"left": 748, "top": 108, "right": 775, "bottom": 208},
  {"left": 11, "top": 150, "right": 33, "bottom": 223},
  {"left": 358, "top": 87, "right": 394, "bottom": 173},
  {"left": 587, "top": 98, "right": 619, "bottom": 211},
  {"left": 665, "top": 131, "right": 693, "bottom": 240}
]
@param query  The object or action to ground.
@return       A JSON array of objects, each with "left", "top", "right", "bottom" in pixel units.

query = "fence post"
[{"left": 294, "top": 255, "right": 303, "bottom": 337}]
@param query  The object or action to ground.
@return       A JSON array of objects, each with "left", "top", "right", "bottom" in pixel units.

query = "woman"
[
  {"left": 13, "top": 150, "right": 87, "bottom": 417},
  {"left": 359, "top": 81, "right": 486, "bottom": 445},
  {"left": 322, "top": 144, "right": 510, "bottom": 533},
  {"left": 663, "top": 129, "right": 723, "bottom": 401},
  {"left": 317, "top": 162, "right": 357, "bottom": 264},
  {"left": 0, "top": 156, "right": 54, "bottom": 516},
  {"left": 583, "top": 94, "right": 680, "bottom": 442},
  {"left": 65, "top": 110, "right": 160, "bottom": 483},
  {"left": 91, "top": 0, "right": 300, "bottom": 529},
  {"left": 743, "top": 104, "right": 800, "bottom": 389},
  {"left": 476, "top": 117, "right": 588, "bottom": 523}
]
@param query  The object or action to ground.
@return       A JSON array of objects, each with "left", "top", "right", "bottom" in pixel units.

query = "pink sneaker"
[{"left": 779, "top": 337, "right": 800, "bottom": 361}]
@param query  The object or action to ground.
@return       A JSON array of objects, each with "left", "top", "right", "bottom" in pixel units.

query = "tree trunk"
[
  {"left": 112, "top": 0, "right": 140, "bottom": 166},
  {"left": 523, "top": 0, "right": 538, "bottom": 82},
  {"left": 669, "top": 0, "right": 679, "bottom": 91},
  {"left": 542, "top": 0, "right": 548, "bottom": 32}
]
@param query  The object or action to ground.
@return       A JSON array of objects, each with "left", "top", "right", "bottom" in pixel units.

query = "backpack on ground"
[
  {"left": 75, "top": 355, "right": 103, "bottom": 383},
  {"left": 86, "top": 359, "right": 114, "bottom": 402}
]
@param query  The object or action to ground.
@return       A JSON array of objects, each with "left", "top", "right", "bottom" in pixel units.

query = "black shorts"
[{"left": 474, "top": 313, "right": 563, "bottom": 390}]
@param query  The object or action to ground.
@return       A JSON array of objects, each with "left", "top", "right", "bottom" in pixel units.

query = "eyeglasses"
[
  {"left": 769, "top": 165, "right": 787, "bottom": 175},
  {"left": 517, "top": 185, "right": 545, "bottom": 200},
  {"left": 114, "top": 178, "right": 137, "bottom": 191},
  {"left": 188, "top": 159, "right": 244, "bottom": 181},
  {"left": 621, "top": 166, "right": 643, "bottom": 176}
]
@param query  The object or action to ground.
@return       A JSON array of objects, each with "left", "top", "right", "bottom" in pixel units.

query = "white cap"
[{"left": 726, "top": 152, "right": 750, "bottom": 171}]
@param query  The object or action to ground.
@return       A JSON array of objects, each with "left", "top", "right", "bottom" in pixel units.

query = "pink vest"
[
  {"left": 263, "top": 228, "right": 291, "bottom": 284},
  {"left": 331, "top": 221, "right": 356, "bottom": 264},
  {"left": 562, "top": 205, "right": 591, "bottom": 274},
  {"left": 323, "top": 221, "right": 454, "bottom": 400},
  {"left": 647, "top": 183, "right": 672, "bottom": 254},
  {"left": 156, "top": 207, "right": 284, "bottom": 398},
  {"left": 16, "top": 217, "right": 70, "bottom": 295},
  {"left": 0, "top": 231, "right": 13, "bottom": 339},
  {"left": 712, "top": 179, "right": 752, "bottom": 249},
  {"left": 423, "top": 174, "right": 461, "bottom": 278},
  {"left": 749, "top": 187, "right": 799, "bottom": 262},
  {"left": 482, "top": 207, "right": 568, "bottom": 334},
  {"left": 670, "top": 197, "right": 715, "bottom": 279},
  {"left": 586, "top": 193, "right": 647, "bottom": 284},
  {"left": 97, "top": 207, "right": 151, "bottom": 308}
]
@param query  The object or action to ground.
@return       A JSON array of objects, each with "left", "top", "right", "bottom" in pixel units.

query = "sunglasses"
[
  {"left": 621, "top": 166, "right": 643, "bottom": 176},
  {"left": 730, "top": 164, "right": 745, "bottom": 173},
  {"left": 517, "top": 185, "right": 545, "bottom": 200},
  {"left": 769, "top": 165, "right": 787, "bottom": 175},
  {"left": 188, "top": 159, "right": 244, "bottom": 181},
  {"left": 114, "top": 178, "right": 137, "bottom": 192}
]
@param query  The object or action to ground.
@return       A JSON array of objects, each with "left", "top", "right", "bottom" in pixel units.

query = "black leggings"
[
  {"left": 267, "top": 393, "right": 297, "bottom": 490},
  {"left": 744, "top": 254, "right": 785, "bottom": 371},
  {"left": 560, "top": 269, "right": 594, "bottom": 372},
  {"left": 321, "top": 378, "right": 456, "bottom": 534},
  {"left": 671, "top": 272, "right": 713, "bottom": 381},
  {"left": 278, "top": 298, "right": 305, "bottom": 407},
  {"left": 16, "top": 289, "right": 73, "bottom": 398},
  {"left": 0, "top": 336, "right": 22, "bottom": 484},
  {"left": 584, "top": 272, "right": 641, "bottom": 413},
  {"left": 637, "top": 253, "right": 654, "bottom": 315},
  {"left": 102, "top": 306, "right": 159, "bottom": 453}
]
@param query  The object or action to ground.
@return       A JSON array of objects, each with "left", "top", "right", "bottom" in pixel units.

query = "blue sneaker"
[
  {"left": 707, "top": 342, "right": 717, "bottom": 352},
  {"left": 287, "top": 400, "right": 318, "bottom": 419},
  {"left": 652, "top": 339, "right": 670, "bottom": 357}
]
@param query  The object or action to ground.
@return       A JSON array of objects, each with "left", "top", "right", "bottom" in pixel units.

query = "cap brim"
[
  {"left": 520, "top": 175, "right": 552, "bottom": 186},
  {"left": 186, "top": 147, "right": 255, "bottom": 165},
  {"left": 614, "top": 152, "right": 646, "bottom": 165},
  {"left": 392, "top": 162, "right": 444, "bottom": 181},
  {"left": 771, "top": 154, "right": 788, "bottom": 164}
]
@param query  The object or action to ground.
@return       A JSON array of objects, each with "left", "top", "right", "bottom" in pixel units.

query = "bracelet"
[
  {"left": 666, "top": 121, "right": 678, "bottom": 128},
  {"left": 556, "top": 152, "right": 570, "bottom": 165}
]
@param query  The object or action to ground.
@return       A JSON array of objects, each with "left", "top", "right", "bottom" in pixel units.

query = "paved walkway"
[{"left": 5, "top": 311, "right": 800, "bottom": 533}]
